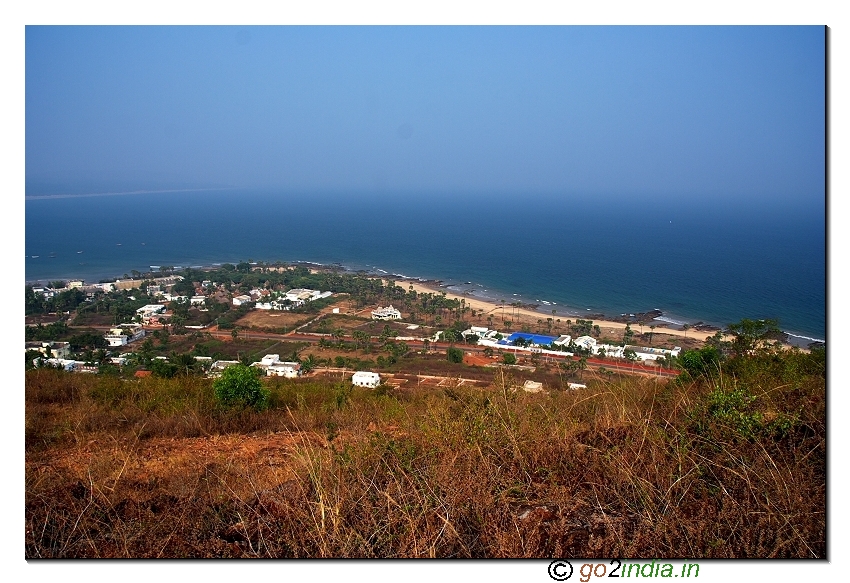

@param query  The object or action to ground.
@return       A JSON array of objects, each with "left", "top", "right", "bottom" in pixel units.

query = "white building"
[
  {"left": 209, "top": 360, "right": 241, "bottom": 376},
  {"left": 267, "top": 362, "right": 302, "bottom": 378},
  {"left": 232, "top": 294, "right": 252, "bottom": 306},
  {"left": 573, "top": 336, "right": 597, "bottom": 351},
  {"left": 352, "top": 371, "right": 381, "bottom": 388},
  {"left": 137, "top": 304, "right": 166, "bottom": 316},
  {"left": 553, "top": 334, "right": 572, "bottom": 346},
  {"left": 190, "top": 296, "right": 206, "bottom": 306},
  {"left": 26, "top": 341, "right": 71, "bottom": 360},
  {"left": 371, "top": 305, "right": 401, "bottom": 320},
  {"left": 285, "top": 289, "right": 316, "bottom": 302},
  {"left": 104, "top": 323, "right": 145, "bottom": 347},
  {"left": 33, "top": 358, "right": 77, "bottom": 371},
  {"left": 623, "top": 345, "right": 682, "bottom": 362}
]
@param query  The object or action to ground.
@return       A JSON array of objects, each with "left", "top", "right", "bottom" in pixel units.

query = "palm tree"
[{"left": 649, "top": 325, "right": 657, "bottom": 345}]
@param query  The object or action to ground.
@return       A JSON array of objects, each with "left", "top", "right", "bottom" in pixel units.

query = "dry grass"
[{"left": 25, "top": 350, "right": 825, "bottom": 558}]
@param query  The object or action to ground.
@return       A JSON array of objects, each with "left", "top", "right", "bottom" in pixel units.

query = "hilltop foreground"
[{"left": 26, "top": 344, "right": 824, "bottom": 558}]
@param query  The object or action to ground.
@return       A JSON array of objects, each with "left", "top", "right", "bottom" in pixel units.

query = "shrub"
[
  {"left": 502, "top": 352, "right": 517, "bottom": 365},
  {"left": 212, "top": 364, "right": 269, "bottom": 410},
  {"left": 446, "top": 347, "right": 463, "bottom": 363}
]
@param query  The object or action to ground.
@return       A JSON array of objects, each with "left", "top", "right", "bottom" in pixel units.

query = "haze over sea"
[{"left": 25, "top": 189, "right": 825, "bottom": 342}]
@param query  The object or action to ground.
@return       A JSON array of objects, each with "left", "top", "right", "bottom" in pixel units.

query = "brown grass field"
[{"left": 25, "top": 341, "right": 825, "bottom": 559}]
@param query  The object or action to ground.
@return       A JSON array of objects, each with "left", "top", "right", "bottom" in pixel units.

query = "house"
[
  {"left": 285, "top": 289, "right": 313, "bottom": 302},
  {"left": 33, "top": 358, "right": 77, "bottom": 372},
  {"left": 25, "top": 341, "right": 71, "bottom": 360},
  {"left": 209, "top": 360, "right": 240, "bottom": 376},
  {"left": 104, "top": 323, "right": 145, "bottom": 347},
  {"left": 232, "top": 294, "right": 252, "bottom": 306},
  {"left": 134, "top": 370, "right": 153, "bottom": 378},
  {"left": 267, "top": 362, "right": 301, "bottom": 378},
  {"left": 136, "top": 304, "right": 166, "bottom": 318},
  {"left": 352, "top": 371, "right": 381, "bottom": 388},
  {"left": 371, "top": 305, "right": 401, "bottom": 320},
  {"left": 553, "top": 334, "right": 572, "bottom": 347},
  {"left": 190, "top": 296, "right": 206, "bottom": 306}
]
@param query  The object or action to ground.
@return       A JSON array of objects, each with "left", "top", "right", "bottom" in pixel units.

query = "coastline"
[
  {"left": 26, "top": 259, "right": 822, "bottom": 347},
  {"left": 399, "top": 280, "right": 718, "bottom": 343}
]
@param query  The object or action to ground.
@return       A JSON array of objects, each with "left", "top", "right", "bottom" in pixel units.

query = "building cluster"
[
  {"left": 233, "top": 287, "right": 332, "bottom": 310},
  {"left": 249, "top": 354, "right": 302, "bottom": 378},
  {"left": 371, "top": 305, "right": 402, "bottom": 320},
  {"left": 461, "top": 327, "right": 681, "bottom": 363}
]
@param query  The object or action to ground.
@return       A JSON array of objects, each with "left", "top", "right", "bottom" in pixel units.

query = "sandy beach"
[{"left": 400, "top": 280, "right": 717, "bottom": 343}]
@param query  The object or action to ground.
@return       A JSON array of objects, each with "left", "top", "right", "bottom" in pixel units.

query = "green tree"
[
  {"left": 502, "top": 352, "right": 517, "bottom": 365},
  {"left": 623, "top": 324, "right": 634, "bottom": 345},
  {"left": 446, "top": 347, "right": 463, "bottom": 363},
  {"left": 727, "top": 318, "right": 782, "bottom": 356},
  {"left": 213, "top": 364, "right": 269, "bottom": 410}
]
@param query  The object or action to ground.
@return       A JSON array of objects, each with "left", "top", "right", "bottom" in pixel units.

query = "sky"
[{"left": 26, "top": 25, "right": 825, "bottom": 204}]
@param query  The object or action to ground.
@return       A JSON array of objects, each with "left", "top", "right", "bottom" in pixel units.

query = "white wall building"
[
  {"left": 267, "top": 362, "right": 301, "bottom": 378},
  {"left": 232, "top": 295, "right": 252, "bottom": 306},
  {"left": 371, "top": 305, "right": 401, "bottom": 320},
  {"left": 136, "top": 304, "right": 166, "bottom": 317},
  {"left": 352, "top": 371, "right": 381, "bottom": 388}
]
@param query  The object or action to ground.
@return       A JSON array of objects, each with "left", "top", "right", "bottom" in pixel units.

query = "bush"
[
  {"left": 213, "top": 364, "right": 269, "bottom": 410},
  {"left": 446, "top": 347, "right": 463, "bottom": 364},
  {"left": 502, "top": 352, "right": 517, "bottom": 365}
]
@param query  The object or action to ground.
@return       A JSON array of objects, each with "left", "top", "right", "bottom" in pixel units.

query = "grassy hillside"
[{"left": 25, "top": 348, "right": 825, "bottom": 558}]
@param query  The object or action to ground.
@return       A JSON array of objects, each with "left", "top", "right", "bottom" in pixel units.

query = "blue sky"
[{"left": 26, "top": 26, "right": 824, "bottom": 203}]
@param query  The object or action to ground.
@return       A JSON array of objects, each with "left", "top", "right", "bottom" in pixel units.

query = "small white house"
[
  {"left": 371, "top": 305, "right": 401, "bottom": 320},
  {"left": 352, "top": 371, "right": 381, "bottom": 388},
  {"left": 267, "top": 362, "right": 301, "bottom": 378},
  {"left": 190, "top": 296, "right": 206, "bottom": 306},
  {"left": 232, "top": 294, "right": 252, "bottom": 306},
  {"left": 136, "top": 304, "right": 166, "bottom": 317},
  {"left": 553, "top": 334, "right": 572, "bottom": 347},
  {"left": 260, "top": 354, "right": 280, "bottom": 366}
]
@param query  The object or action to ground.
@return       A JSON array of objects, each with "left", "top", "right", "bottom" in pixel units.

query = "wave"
[
  {"left": 653, "top": 316, "right": 686, "bottom": 326},
  {"left": 785, "top": 332, "right": 825, "bottom": 343}
]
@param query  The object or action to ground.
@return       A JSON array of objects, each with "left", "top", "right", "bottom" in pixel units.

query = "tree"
[
  {"left": 649, "top": 325, "right": 657, "bottom": 345},
  {"left": 727, "top": 318, "right": 782, "bottom": 356},
  {"left": 446, "top": 347, "right": 463, "bottom": 363},
  {"left": 624, "top": 348, "right": 638, "bottom": 361},
  {"left": 213, "top": 364, "right": 269, "bottom": 410},
  {"left": 502, "top": 352, "right": 517, "bottom": 365},
  {"left": 623, "top": 324, "right": 634, "bottom": 346}
]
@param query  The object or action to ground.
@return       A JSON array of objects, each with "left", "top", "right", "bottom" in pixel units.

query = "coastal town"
[{"left": 24, "top": 261, "right": 797, "bottom": 394}]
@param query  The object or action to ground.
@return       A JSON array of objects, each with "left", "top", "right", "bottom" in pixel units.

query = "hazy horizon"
[{"left": 27, "top": 26, "right": 825, "bottom": 205}]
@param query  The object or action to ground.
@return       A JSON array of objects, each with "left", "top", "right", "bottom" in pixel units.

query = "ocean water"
[{"left": 25, "top": 189, "right": 826, "bottom": 342}]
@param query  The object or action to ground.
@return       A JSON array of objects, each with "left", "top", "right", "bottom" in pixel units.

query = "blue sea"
[{"left": 25, "top": 189, "right": 826, "bottom": 343}]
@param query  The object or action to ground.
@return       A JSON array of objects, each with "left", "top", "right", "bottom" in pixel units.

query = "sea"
[{"left": 25, "top": 189, "right": 826, "bottom": 345}]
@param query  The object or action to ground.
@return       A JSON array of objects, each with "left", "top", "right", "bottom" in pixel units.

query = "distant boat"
[
  {"left": 116, "top": 243, "right": 122, "bottom": 246},
  {"left": 141, "top": 242, "right": 146, "bottom": 245},
  {"left": 465, "top": 281, "right": 472, "bottom": 284},
  {"left": 77, "top": 251, "right": 83, "bottom": 254},
  {"left": 31, "top": 255, "right": 38, "bottom": 258}
]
